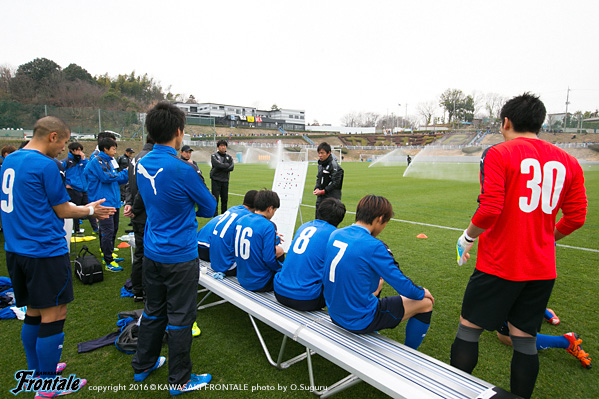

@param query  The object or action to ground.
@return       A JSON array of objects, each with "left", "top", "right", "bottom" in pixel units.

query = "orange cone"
[
  {"left": 117, "top": 242, "right": 131, "bottom": 248},
  {"left": 416, "top": 233, "right": 428, "bottom": 239}
]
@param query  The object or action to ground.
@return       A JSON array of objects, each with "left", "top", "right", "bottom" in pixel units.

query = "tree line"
[
  {"left": 0, "top": 58, "right": 189, "bottom": 112},
  {"left": 341, "top": 89, "right": 598, "bottom": 131}
]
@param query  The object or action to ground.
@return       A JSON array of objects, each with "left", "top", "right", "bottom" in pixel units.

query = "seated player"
[
  {"left": 274, "top": 198, "right": 346, "bottom": 311},
  {"left": 322, "top": 195, "right": 434, "bottom": 350},
  {"left": 235, "top": 190, "right": 284, "bottom": 292},
  {"left": 208, "top": 190, "right": 257, "bottom": 275},
  {"left": 197, "top": 215, "right": 222, "bottom": 262}
]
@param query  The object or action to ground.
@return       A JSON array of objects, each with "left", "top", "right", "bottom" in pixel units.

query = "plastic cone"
[
  {"left": 416, "top": 233, "right": 428, "bottom": 239},
  {"left": 117, "top": 242, "right": 131, "bottom": 248}
]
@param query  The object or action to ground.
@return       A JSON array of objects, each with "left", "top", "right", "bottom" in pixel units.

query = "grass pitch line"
[{"left": 229, "top": 192, "right": 598, "bottom": 253}]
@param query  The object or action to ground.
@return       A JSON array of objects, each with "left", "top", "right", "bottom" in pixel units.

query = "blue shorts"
[
  {"left": 348, "top": 295, "right": 405, "bottom": 334},
  {"left": 7, "top": 252, "right": 74, "bottom": 309}
]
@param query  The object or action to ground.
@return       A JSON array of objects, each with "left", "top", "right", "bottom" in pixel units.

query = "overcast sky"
[{"left": 2, "top": 0, "right": 597, "bottom": 125}]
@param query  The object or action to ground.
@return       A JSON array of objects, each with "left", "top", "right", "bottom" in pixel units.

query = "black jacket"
[
  {"left": 126, "top": 143, "right": 154, "bottom": 223},
  {"left": 116, "top": 154, "right": 131, "bottom": 172},
  {"left": 210, "top": 151, "right": 234, "bottom": 182},
  {"left": 315, "top": 155, "right": 343, "bottom": 198}
]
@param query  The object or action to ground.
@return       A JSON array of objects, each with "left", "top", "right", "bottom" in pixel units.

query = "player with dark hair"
[
  {"left": 313, "top": 142, "right": 343, "bottom": 216},
  {"left": 234, "top": 189, "right": 283, "bottom": 292},
  {"left": 210, "top": 139, "right": 234, "bottom": 215},
  {"left": 123, "top": 134, "right": 155, "bottom": 302},
  {"left": 132, "top": 102, "right": 216, "bottom": 395},
  {"left": 2, "top": 116, "right": 115, "bottom": 397},
  {"left": 322, "top": 195, "right": 434, "bottom": 349},
  {"left": 274, "top": 198, "right": 346, "bottom": 311},
  {"left": 452, "top": 93, "right": 587, "bottom": 398},
  {"left": 62, "top": 142, "right": 98, "bottom": 234},
  {"left": 200, "top": 189, "right": 258, "bottom": 273},
  {"left": 85, "top": 137, "right": 128, "bottom": 271},
  {"left": 89, "top": 131, "right": 117, "bottom": 162}
]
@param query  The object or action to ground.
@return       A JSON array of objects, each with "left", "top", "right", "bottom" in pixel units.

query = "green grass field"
[{"left": 1, "top": 161, "right": 597, "bottom": 398}]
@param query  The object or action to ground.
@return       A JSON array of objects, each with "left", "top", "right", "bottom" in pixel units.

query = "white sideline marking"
[{"left": 229, "top": 192, "right": 599, "bottom": 253}]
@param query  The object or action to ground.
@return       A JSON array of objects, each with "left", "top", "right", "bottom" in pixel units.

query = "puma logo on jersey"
[{"left": 137, "top": 163, "right": 163, "bottom": 195}]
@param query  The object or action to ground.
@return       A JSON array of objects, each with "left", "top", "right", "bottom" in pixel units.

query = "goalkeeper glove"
[{"left": 456, "top": 230, "right": 475, "bottom": 266}]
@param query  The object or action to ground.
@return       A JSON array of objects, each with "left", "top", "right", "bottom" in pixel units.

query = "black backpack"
[
  {"left": 115, "top": 309, "right": 167, "bottom": 354},
  {"left": 74, "top": 246, "right": 103, "bottom": 284}
]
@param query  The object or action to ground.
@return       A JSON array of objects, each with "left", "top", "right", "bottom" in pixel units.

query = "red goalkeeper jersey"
[{"left": 471, "top": 137, "right": 587, "bottom": 281}]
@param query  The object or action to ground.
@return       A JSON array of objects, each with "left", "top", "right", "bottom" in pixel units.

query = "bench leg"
[
  {"left": 306, "top": 348, "right": 361, "bottom": 398},
  {"left": 249, "top": 315, "right": 310, "bottom": 370},
  {"left": 197, "top": 290, "right": 228, "bottom": 310}
]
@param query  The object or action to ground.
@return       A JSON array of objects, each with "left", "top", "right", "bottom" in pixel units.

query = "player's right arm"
[{"left": 53, "top": 198, "right": 116, "bottom": 220}]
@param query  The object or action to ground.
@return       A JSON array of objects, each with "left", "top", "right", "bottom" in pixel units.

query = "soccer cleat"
[
  {"left": 169, "top": 373, "right": 211, "bottom": 396},
  {"left": 134, "top": 356, "right": 166, "bottom": 382},
  {"left": 544, "top": 308, "right": 560, "bottom": 325},
  {"left": 56, "top": 362, "right": 67, "bottom": 374},
  {"left": 192, "top": 322, "right": 201, "bottom": 337},
  {"left": 105, "top": 261, "right": 124, "bottom": 272},
  {"left": 564, "top": 332, "right": 592, "bottom": 369},
  {"left": 113, "top": 256, "right": 125, "bottom": 263},
  {"left": 113, "top": 248, "right": 119, "bottom": 252},
  {"left": 34, "top": 378, "right": 87, "bottom": 398},
  {"left": 133, "top": 295, "right": 145, "bottom": 303}
]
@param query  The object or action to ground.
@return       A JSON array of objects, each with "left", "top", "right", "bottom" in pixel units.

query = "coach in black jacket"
[
  {"left": 210, "top": 139, "right": 234, "bottom": 215},
  {"left": 313, "top": 142, "right": 344, "bottom": 217},
  {"left": 123, "top": 137, "right": 154, "bottom": 301}
]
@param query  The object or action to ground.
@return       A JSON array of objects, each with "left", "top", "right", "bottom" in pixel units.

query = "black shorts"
[
  {"left": 349, "top": 295, "right": 405, "bottom": 334},
  {"left": 461, "top": 269, "right": 554, "bottom": 336},
  {"left": 7, "top": 252, "right": 74, "bottom": 309},
  {"left": 274, "top": 290, "right": 326, "bottom": 312}
]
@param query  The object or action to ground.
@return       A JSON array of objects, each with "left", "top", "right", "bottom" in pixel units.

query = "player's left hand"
[{"left": 456, "top": 230, "right": 475, "bottom": 266}]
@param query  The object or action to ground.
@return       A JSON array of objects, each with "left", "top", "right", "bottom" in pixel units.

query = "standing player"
[
  {"left": 234, "top": 190, "right": 283, "bottom": 292},
  {"left": 207, "top": 190, "right": 257, "bottom": 275},
  {"left": 210, "top": 140, "right": 234, "bottom": 215},
  {"left": 62, "top": 141, "right": 98, "bottom": 234},
  {"left": 322, "top": 195, "right": 434, "bottom": 350},
  {"left": 313, "top": 142, "right": 343, "bottom": 217},
  {"left": 451, "top": 93, "right": 587, "bottom": 399},
  {"left": 131, "top": 102, "right": 216, "bottom": 396},
  {"left": 2, "top": 116, "right": 115, "bottom": 397},
  {"left": 123, "top": 135, "right": 155, "bottom": 302},
  {"left": 85, "top": 137, "right": 128, "bottom": 271},
  {"left": 274, "top": 198, "right": 346, "bottom": 311}
]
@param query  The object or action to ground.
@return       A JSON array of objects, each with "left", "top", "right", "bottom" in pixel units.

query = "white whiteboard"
[{"left": 270, "top": 161, "right": 309, "bottom": 253}]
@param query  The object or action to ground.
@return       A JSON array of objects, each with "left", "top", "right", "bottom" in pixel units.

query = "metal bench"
[{"left": 197, "top": 263, "right": 516, "bottom": 399}]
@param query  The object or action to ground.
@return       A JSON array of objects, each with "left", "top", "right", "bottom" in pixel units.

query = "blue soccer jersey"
[
  {"left": 209, "top": 205, "right": 252, "bottom": 273},
  {"left": 1, "top": 149, "right": 70, "bottom": 257},
  {"left": 137, "top": 145, "right": 216, "bottom": 264},
  {"left": 274, "top": 219, "right": 336, "bottom": 301},
  {"left": 197, "top": 214, "right": 223, "bottom": 248},
  {"left": 322, "top": 224, "right": 425, "bottom": 331},
  {"left": 235, "top": 212, "right": 281, "bottom": 291}
]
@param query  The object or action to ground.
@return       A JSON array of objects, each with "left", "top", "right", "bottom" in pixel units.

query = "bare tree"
[
  {"left": 0, "top": 64, "right": 14, "bottom": 100},
  {"left": 341, "top": 112, "right": 360, "bottom": 127},
  {"left": 484, "top": 93, "right": 507, "bottom": 123},
  {"left": 417, "top": 101, "right": 437, "bottom": 125}
]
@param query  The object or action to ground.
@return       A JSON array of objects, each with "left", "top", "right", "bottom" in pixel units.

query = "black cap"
[
  {"left": 181, "top": 145, "right": 193, "bottom": 152},
  {"left": 125, "top": 147, "right": 135, "bottom": 153}
]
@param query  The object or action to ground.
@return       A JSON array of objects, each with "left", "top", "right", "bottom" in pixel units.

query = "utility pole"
[{"left": 565, "top": 87, "right": 571, "bottom": 130}]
